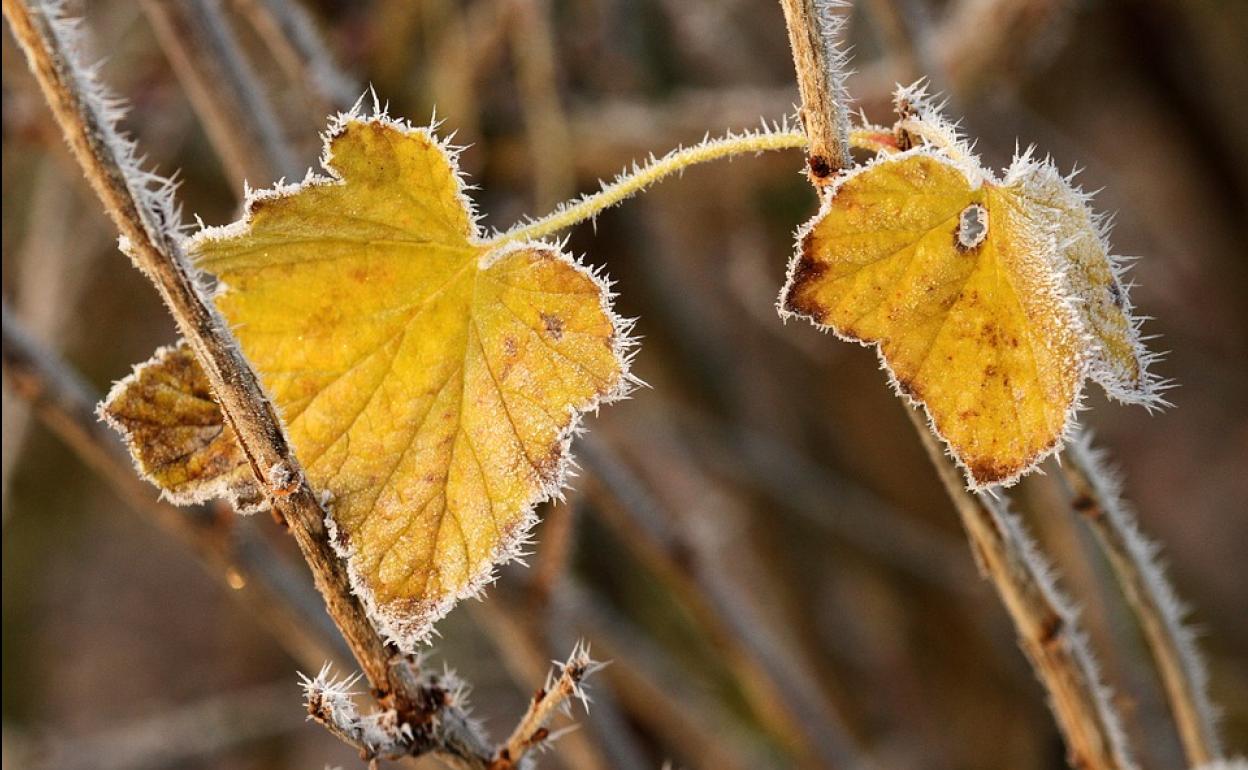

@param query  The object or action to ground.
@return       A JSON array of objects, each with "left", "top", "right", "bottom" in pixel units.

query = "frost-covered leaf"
[
  {"left": 125, "top": 112, "right": 632, "bottom": 648},
  {"left": 100, "top": 341, "right": 263, "bottom": 511},
  {"left": 779, "top": 113, "right": 1159, "bottom": 488}
]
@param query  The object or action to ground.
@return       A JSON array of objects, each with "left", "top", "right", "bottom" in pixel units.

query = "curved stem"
[
  {"left": 485, "top": 126, "right": 896, "bottom": 247},
  {"left": 485, "top": 128, "right": 807, "bottom": 246}
]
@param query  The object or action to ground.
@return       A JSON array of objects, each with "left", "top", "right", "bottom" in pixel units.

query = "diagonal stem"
[
  {"left": 908, "top": 410, "right": 1137, "bottom": 770},
  {"left": 0, "top": 2, "right": 491, "bottom": 762},
  {"left": 1061, "top": 434, "right": 1222, "bottom": 766}
]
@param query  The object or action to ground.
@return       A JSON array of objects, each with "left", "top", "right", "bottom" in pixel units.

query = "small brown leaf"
[{"left": 100, "top": 341, "right": 264, "bottom": 511}]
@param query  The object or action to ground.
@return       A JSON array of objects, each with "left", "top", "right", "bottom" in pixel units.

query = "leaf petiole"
[{"left": 483, "top": 126, "right": 894, "bottom": 247}]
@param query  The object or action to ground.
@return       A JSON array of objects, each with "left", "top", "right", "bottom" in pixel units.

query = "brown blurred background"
[{"left": 3, "top": 0, "right": 1246, "bottom": 768}]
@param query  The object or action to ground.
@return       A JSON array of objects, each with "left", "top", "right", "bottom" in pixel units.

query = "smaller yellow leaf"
[
  {"left": 780, "top": 116, "right": 1160, "bottom": 488},
  {"left": 100, "top": 341, "right": 263, "bottom": 511}
]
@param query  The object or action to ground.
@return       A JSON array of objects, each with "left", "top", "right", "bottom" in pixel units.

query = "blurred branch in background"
[
  {"left": 139, "top": 0, "right": 300, "bottom": 185},
  {"left": 580, "top": 433, "right": 869, "bottom": 769},
  {"left": 1, "top": 300, "right": 348, "bottom": 671},
  {"left": 230, "top": 0, "right": 358, "bottom": 115},
  {"left": 6, "top": 681, "right": 306, "bottom": 770}
]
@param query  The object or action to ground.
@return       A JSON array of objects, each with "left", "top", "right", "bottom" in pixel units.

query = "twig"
[
  {"left": 907, "top": 409, "right": 1137, "bottom": 770},
  {"left": 0, "top": 2, "right": 491, "bottom": 762},
  {"left": 778, "top": 0, "right": 853, "bottom": 182},
  {"left": 1061, "top": 434, "right": 1223, "bottom": 766},
  {"left": 578, "top": 434, "right": 866, "bottom": 770},
  {"left": 489, "top": 642, "right": 605, "bottom": 770},
  {"left": 1, "top": 300, "right": 346, "bottom": 671},
  {"left": 469, "top": 600, "right": 613, "bottom": 770},
  {"left": 140, "top": 0, "right": 300, "bottom": 185}
]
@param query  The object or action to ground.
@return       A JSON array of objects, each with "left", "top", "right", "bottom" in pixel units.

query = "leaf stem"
[
  {"left": 485, "top": 128, "right": 808, "bottom": 246},
  {"left": 1061, "top": 434, "right": 1223, "bottom": 766},
  {"left": 486, "top": 126, "right": 899, "bottom": 248}
]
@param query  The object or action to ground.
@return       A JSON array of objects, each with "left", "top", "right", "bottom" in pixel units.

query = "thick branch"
[
  {"left": 1062, "top": 435, "right": 1222, "bottom": 766},
  {"left": 907, "top": 410, "right": 1137, "bottom": 770},
  {"left": 0, "top": 1, "right": 485, "bottom": 759}
]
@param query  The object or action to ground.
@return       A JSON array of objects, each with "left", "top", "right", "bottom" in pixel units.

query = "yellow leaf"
[
  {"left": 187, "top": 114, "right": 632, "bottom": 647},
  {"left": 100, "top": 341, "right": 262, "bottom": 511},
  {"left": 779, "top": 146, "right": 1159, "bottom": 488}
]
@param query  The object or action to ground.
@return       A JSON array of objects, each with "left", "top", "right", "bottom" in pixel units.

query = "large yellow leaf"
[
  {"left": 779, "top": 146, "right": 1159, "bottom": 488},
  {"left": 185, "top": 115, "right": 632, "bottom": 647}
]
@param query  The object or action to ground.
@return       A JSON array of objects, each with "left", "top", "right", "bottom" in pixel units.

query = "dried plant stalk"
[
  {"left": 0, "top": 1, "right": 486, "bottom": 759},
  {"left": 1062, "top": 434, "right": 1222, "bottom": 766},
  {"left": 778, "top": 0, "right": 853, "bottom": 181},
  {"left": 910, "top": 411, "right": 1137, "bottom": 770}
]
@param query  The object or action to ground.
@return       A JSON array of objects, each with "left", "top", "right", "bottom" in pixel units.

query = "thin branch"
[
  {"left": 0, "top": 3, "right": 492, "bottom": 762},
  {"left": 1061, "top": 433, "right": 1223, "bottom": 766},
  {"left": 140, "top": 0, "right": 300, "bottom": 185},
  {"left": 907, "top": 409, "right": 1137, "bottom": 770},
  {"left": 469, "top": 600, "right": 614, "bottom": 770},
  {"left": 489, "top": 642, "right": 605, "bottom": 770},
  {"left": 778, "top": 0, "right": 853, "bottom": 181},
  {"left": 1, "top": 300, "right": 347, "bottom": 671}
]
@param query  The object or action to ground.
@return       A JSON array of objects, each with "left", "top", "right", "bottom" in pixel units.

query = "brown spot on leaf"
[
  {"left": 967, "top": 456, "right": 1022, "bottom": 485},
  {"left": 783, "top": 244, "right": 830, "bottom": 319},
  {"left": 540, "top": 312, "right": 565, "bottom": 340}
]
